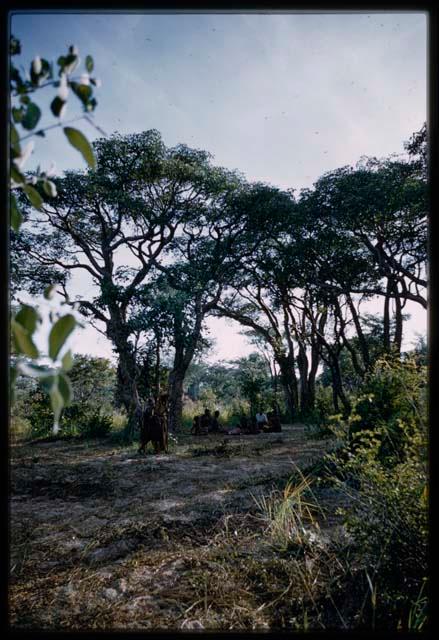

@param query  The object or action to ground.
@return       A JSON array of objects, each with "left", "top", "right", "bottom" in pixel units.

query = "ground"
[{"left": 10, "top": 424, "right": 350, "bottom": 630}]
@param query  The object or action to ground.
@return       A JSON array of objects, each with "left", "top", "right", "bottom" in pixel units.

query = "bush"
[
  {"left": 78, "top": 410, "right": 113, "bottom": 438},
  {"left": 325, "top": 355, "right": 428, "bottom": 630},
  {"left": 303, "top": 385, "right": 336, "bottom": 438},
  {"left": 182, "top": 396, "right": 250, "bottom": 431},
  {"left": 335, "top": 440, "right": 428, "bottom": 629},
  {"left": 25, "top": 389, "right": 55, "bottom": 439},
  {"left": 10, "top": 416, "right": 32, "bottom": 443},
  {"left": 342, "top": 355, "right": 426, "bottom": 465},
  {"left": 22, "top": 389, "right": 114, "bottom": 440}
]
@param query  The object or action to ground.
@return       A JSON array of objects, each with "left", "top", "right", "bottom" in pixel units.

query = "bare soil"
[{"left": 9, "top": 424, "right": 347, "bottom": 630}]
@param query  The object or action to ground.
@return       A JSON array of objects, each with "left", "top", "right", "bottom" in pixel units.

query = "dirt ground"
[{"left": 9, "top": 424, "right": 347, "bottom": 630}]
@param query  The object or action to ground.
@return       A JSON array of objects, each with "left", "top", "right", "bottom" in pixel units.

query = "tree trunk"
[
  {"left": 329, "top": 365, "right": 340, "bottom": 412},
  {"left": 107, "top": 316, "right": 141, "bottom": 442},
  {"left": 393, "top": 282, "right": 403, "bottom": 354},
  {"left": 276, "top": 354, "right": 298, "bottom": 422},
  {"left": 331, "top": 357, "right": 351, "bottom": 414},
  {"left": 168, "top": 368, "right": 185, "bottom": 433},
  {"left": 347, "top": 294, "right": 370, "bottom": 371},
  {"left": 383, "top": 280, "right": 392, "bottom": 351},
  {"left": 297, "top": 342, "right": 309, "bottom": 416},
  {"left": 154, "top": 334, "right": 161, "bottom": 402},
  {"left": 305, "top": 343, "right": 319, "bottom": 415}
]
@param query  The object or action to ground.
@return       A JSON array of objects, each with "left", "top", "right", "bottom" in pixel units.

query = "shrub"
[
  {"left": 303, "top": 385, "right": 336, "bottom": 438},
  {"left": 329, "top": 355, "right": 426, "bottom": 466},
  {"left": 10, "top": 416, "right": 32, "bottom": 443},
  {"left": 25, "top": 389, "right": 55, "bottom": 439},
  {"left": 325, "top": 355, "right": 428, "bottom": 630},
  {"left": 23, "top": 389, "right": 114, "bottom": 440},
  {"left": 334, "top": 439, "right": 428, "bottom": 629},
  {"left": 77, "top": 410, "right": 113, "bottom": 438}
]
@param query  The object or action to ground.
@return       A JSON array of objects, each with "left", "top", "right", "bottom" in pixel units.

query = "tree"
[
  {"left": 13, "top": 130, "right": 242, "bottom": 438},
  {"left": 297, "top": 145, "right": 427, "bottom": 345},
  {"left": 234, "top": 353, "right": 272, "bottom": 417},
  {"left": 135, "top": 181, "right": 292, "bottom": 430},
  {"left": 67, "top": 354, "right": 116, "bottom": 409}
]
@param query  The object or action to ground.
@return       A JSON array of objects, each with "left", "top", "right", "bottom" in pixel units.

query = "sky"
[{"left": 11, "top": 10, "right": 428, "bottom": 363}]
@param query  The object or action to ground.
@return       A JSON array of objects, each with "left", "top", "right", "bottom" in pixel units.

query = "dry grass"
[{"left": 9, "top": 424, "right": 360, "bottom": 631}]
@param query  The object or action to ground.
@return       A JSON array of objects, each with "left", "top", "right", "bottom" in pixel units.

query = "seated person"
[
  {"left": 236, "top": 416, "right": 250, "bottom": 433},
  {"left": 209, "top": 410, "right": 221, "bottom": 433},
  {"left": 263, "top": 411, "right": 282, "bottom": 433},
  {"left": 248, "top": 415, "right": 261, "bottom": 434},
  {"left": 255, "top": 410, "right": 269, "bottom": 430},
  {"left": 191, "top": 415, "right": 201, "bottom": 435},
  {"left": 199, "top": 408, "right": 211, "bottom": 435},
  {"left": 270, "top": 415, "right": 282, "bottom": 432},
  {"left": 227, "top": 425, "right": 241, "bottom": 435}
]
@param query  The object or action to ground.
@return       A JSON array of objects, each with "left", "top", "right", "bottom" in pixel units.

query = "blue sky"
[{"left": 11, "top": 11, "right": 427, "bottom": 362}]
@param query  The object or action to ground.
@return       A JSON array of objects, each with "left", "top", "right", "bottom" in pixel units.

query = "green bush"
[
  {"left": 326, "top": 355, "right": 428, "bottom": 630},
  {"left": 78, "top": 410, "right": 113, "bottom": 438},
  {"left": 303, "top": 385, "right": 336, "bottom": 438},
  {"left": 337, "top": 440, "right": 428, "bottom": 629},
  {"left": 329, "top": 355, "right": 426, "bottom": 466},
  {"left": 23, "top": 389, "right": 113, "bottom": 440},
  {"left": 25, "top": 389, "right": 55, "bottom": 439},
  {"left": 10, "top": 415, "right": 32, "bottom": 443}
]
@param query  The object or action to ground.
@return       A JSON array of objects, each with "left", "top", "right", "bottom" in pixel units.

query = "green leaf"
[
  {"left": 61, "top": 350, "right": 74, "bottom": 372},
  {"left": 86, "top": 98, "right": 98, "bottom": 112},
  {"left": 11, "top": 319, "right": 39, "bottom": 359},
  {"left": 63, "top": 127, "right": 96, "bottom": 170},
  {"left": 15, "top": 304, "right": 40, "bottom": 334},
  {"left": 85, "top": 55, "right": 94, "bottom": 73},
  {"left": 41, "top": 59, "right": 52, "bottom": 78},
  {"left": 65, "top": 53, "right": 77, "bottom": 66},
  {"left": 70, "top": 81, "right": 92, "bottom": 105},
  {"left": 58, "top": 373, "right": 73, "bottom": 406},
  {"left": 10, "top": 193, "right": 22, "bottom": 232},
  {"left": 50, "top": 382, "right": 64, "bottom": 431},
  {"left": 44, "top": 284, "right": 56, "bottom": 300},
  {"left": 10, "top": 36, "right": 21, "bottom": 56},
  {"left": 10, "top": 365, "right": 17, "bottom": 404},
  {"left": 40, "top": 374, "right": 56, "bottom": 394},
  {"left": 20, "top": 95, "right": 30, "bottom": 105},
  {"left": 50, "top": 96, "right": 65, "bottom": 118},
  {"left": 17, "top": 362, "right": 55, "bottom": 378},
  {"left": 12, "top": 106, "right": 23, "bottom": 123},
  {"left": 21, "top": 102, "right": 42, "bottom": 130},
  {"left": 24, "top": 184, "right": 44, "bottom": 210},
  {"left": 43, "top": 179, "right": 57, "bottom": 198},
  {"left": 48, "top": 314, "right": 76, "bottom": 360},
  {"left": 11, "top": 123, "right": 21, "bottom": 153},
  {"left": 11, "top": 164, "right": 25, "bottom": 184}
]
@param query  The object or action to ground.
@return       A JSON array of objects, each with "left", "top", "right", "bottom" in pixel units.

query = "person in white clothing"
[{"left": 255, "top": 411, "right": 268, "bottom": 428}]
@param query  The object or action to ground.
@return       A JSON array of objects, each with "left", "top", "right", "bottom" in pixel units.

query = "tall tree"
[{"left": 13, "top": 130, "right": 239, "bottom": 438}]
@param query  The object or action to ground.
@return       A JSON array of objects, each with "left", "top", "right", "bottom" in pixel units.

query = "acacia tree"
[
  {"left": 13, "top": 130, "right": 239, "bottom": 439},
  {"left": 132, "top": 277, "right": 216, "bottom": 431},
  {"left": 298, "top": 143, "right": 427, "bottom": 352}
]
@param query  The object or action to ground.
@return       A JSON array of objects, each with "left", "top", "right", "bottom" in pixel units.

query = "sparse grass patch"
[{"left": 252, "top": 471, "right": 324, "bottom": 554}]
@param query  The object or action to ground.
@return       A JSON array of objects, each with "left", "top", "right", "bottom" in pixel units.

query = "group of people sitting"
[
  {"left": 138, "top": 395, "right": 283, "bottom": 454},
  {"left": 191, "top": 408, "right": 282, "bottom": 436}
]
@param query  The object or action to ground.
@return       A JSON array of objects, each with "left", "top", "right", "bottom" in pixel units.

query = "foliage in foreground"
[
  {"left": 322, "top": 355, "right": 428, "bottom": 630},
  {"left": 246, "top": 356, "right": 428, "bottom": 630},
  {"left": 10, "top": 34, "right": 102, "bottom": 431}
]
